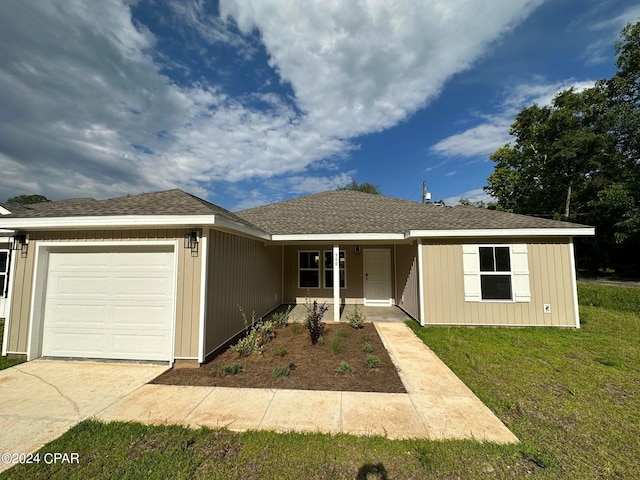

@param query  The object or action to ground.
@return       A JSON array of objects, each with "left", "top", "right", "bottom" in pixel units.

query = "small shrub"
[
  {"left": 334, "top": 328, "right": 348, "bottom": 339},
  {"left": 331, "top": 336, "right": 344, "bottom": 356},
  {"left": 274, "top": 345, "right": 287, "bottom": 357},
  {"left": 337, "top": 361, "right": 356, "bottom": 375},
  {"left": 230, "top": 307, "right": 275, "bottom": 357},
  {"left": 347, "top": 305, "right": 366, "bottom": 329},
  {"left": 305, "top": 300, "right": 328, "bottom": 345},
  {"left": 290, "top": 323, "right": 302, "bottom": 335},
  {"left": 272, "top": 305, "right": 292, "bottom": 328},
  {"left": 362, "top": 342, "right": 374, "bottom": 353},
  {"left": 221, "top": 363, "right": 243, "bottom": 375},
  {"left": 362, "top": 334, "right": 372, "bottom": 342},
  {"left": 273, "top": 365, "right": 290, "bottom": 377},
  {"left": 366, "top": 354, "right": 382, "bottom": 368}
]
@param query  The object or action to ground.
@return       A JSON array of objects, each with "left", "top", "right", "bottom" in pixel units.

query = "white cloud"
[
  {"left": 442, "top": 188, "right": 494, "bottom": 206},
  {"left": 429, "top": 78, "right": 596, "bottom": 158},
  {"left": 582, "top": 4, "right": 640, "bottom": 65},
  {"left": 0, "top": 0, "right": 543, "bottom": 202}
]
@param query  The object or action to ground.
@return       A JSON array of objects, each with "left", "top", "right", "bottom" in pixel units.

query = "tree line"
[{"left": 484, "top": 20, "right": 640, "bottom": 276}]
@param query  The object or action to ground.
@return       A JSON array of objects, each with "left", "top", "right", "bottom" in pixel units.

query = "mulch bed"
[{"left": 152, "top": 323, "right": 406, "bottom": 393}]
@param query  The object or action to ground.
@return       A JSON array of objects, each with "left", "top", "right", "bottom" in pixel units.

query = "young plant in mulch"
[
  {"left": 362, "top": 342, "right": 374, "bottom": 353},
  {"left": 304, "top": 300, "right": 328, "bottom": 345},
  {"left": 231, "top": 307, "right": 276, "bottom": 357},
  {"left": 274, "top": 345, "right": 287, "bottom": 357},
  {"left": 271, "top": 305, "right": 292, "bottom": 328},
  {"left": 365, "top": 355, "right": 382, "bottom": 368},
  {"left": 347, "top": 305, "right": 366, "bottom": 329},
  {"left": 220, "top": 363, "right": 243, "bottom": 375},
  {"left": 337, "top": 361, "right": 356, "bottom": 375},
  {"left": 273, "top": 365, "right": 290, "bottom": 377}
]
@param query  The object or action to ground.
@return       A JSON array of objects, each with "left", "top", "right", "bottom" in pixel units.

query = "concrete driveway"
[{"left": 0, "top": 360, "right": 167, "bottom": 473}]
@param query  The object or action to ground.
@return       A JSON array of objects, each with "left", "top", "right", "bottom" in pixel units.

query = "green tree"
[
  {"left": 6, "top": 194, "right": 50, "bottom": 204},
  {"left": 337, "top": 180, "right": 382, "bottom": 195},
  {"left": 485, "top": 19, "right": 640, "bottom": 275}
]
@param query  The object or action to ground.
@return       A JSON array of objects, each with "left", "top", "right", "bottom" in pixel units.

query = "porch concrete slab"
[
  {"left": 0, "top": 360, "right": 167, "bottom": 473},
  {"left": 340, "top": 392, "right": 428, "bottom": 439},
  {"left": 410, "top": 394, "right": 518, "bottom": 444},
  {"left": 258, "top": 389, "right": 341, "bottom": 434},
  {"left": 96, "top": 384, "right": 211, "bottom": 425},
  {"left": 287, "top": 304, "right": 408, "bottom": 323},
  {"left": 184, "top": 387, "right": 276, "bottom": 431}
]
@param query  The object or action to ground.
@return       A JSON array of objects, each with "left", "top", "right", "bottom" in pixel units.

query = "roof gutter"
[{"left": 406, "top": 227, "right": 595, "bottom": 238}]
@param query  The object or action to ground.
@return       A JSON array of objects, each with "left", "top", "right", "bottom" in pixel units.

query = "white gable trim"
[
  {"left": 0, "top": 206, "right": 11, "bottom": 215},
  {"left": 409, "top": 228, "right": 594, "bottom": 238}
]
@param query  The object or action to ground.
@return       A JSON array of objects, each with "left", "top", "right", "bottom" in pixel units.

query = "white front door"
[{"left": 364, "top": 249, "right": 392, "bottom": 306}]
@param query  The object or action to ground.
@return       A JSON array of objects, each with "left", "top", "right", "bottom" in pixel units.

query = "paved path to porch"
[{"left": 95, "top": 323, "right": 517, "bottom": 443}]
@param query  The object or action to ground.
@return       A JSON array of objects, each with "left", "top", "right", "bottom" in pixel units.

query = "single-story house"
[{"left": 0, "top": 189, "right": 594, "bottom": 366}]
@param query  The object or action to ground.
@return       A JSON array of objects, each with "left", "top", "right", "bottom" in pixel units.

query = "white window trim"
[
  {"left": 478, "top": 246, "right": 515, "bottom": 302},
  {"left": 323, "top": 249, "right": 347, "bottom": 289},
  {"left": 0, "top": 249, "right": 9, "bottom": 298},
  {"left": 298, "top": 250, "right": 321, "bottom": 289},
  {"left": 463, "top": 244, "right": 530, "bottom": 303}
]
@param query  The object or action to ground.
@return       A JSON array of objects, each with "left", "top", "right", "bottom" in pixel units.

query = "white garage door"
[{"left": 42, "top": 247, "right": 175, "bottom": 361}]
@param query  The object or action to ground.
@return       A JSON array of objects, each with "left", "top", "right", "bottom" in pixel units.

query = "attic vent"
[{"left": 0, "top": 206, "right": 11, "bottom": 215}]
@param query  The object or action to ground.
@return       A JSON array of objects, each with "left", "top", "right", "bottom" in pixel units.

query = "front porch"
[{"left": 285, "top": 304, "right": 412, "bottom": 323}]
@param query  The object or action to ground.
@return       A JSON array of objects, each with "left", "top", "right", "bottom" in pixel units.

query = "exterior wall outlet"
[{"left": 543, "top": 304, "right": 551, "bottom": 314}]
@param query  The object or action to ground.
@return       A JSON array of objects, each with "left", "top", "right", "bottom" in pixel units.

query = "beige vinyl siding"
[
  {"left": 395, "top": 243, "right": 419, "bottom": 319},
  {"left": 422, "top": 238, "right": 577, "bottom": 326},
  {"left": 205, "top": 230, "right": 282, "bottom": 357},
  {"left": 6, "top": 229, "right": 201, "bottom": 358},
  {"left": 283, "top": 245, "right": 397, "bottom": 304}
]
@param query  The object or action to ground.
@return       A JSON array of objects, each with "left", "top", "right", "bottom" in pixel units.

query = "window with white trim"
[
  {"left": 0, "top": 250, "right": 9, "bottom": 298},
  {"left": 299, "top": 251, "right": 320, "bottom": 288},
  {"left": 479, "top": 246, "right": 512, "bottom": 300},
  {"left": 324, "top": 250, "right": 346, "bottom": 288},
  {"left": 462, "top": 244, "right": 530, "bottom": 303}
]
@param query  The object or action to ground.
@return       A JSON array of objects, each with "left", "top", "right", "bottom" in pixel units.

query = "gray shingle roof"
[
  {"left": 236, "top": 190, "right": 592, "bottom": 235},
  {"left": 0, "top": 189, "right": 259, "bottom": 230}
]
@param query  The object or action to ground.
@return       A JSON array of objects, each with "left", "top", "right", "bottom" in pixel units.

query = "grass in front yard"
[
  {"left": 0, "top": 321, "right": 24, "bottom": 370},
  {"left": 408, "top": 283, "right": 640, "bottom": 478},
  {"left": 3, "top": 283, "right": 639, "bottom": 479}
]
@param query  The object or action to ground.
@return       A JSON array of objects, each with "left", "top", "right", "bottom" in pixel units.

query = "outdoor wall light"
[
  {"left": 355, "top": 245, "right": 361, "bottom": 255},
  {"left": 184, "top": 230, "right": 199, "bottom": 252},
  {"left": 12, "top": 233, "right": 29, "bottom": 257}
]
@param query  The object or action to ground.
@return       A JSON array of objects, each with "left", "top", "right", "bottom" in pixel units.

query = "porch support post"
[
  {"left": 417, "top": 239, "right": 426, "bottom": 326},
  {"left": 333, "top": 244, "right": 340, "bottom": 322}
]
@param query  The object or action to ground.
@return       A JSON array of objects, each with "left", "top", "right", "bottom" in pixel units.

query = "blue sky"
[{"left": 1, "top": 1, "right": 638, "bottom": 210}]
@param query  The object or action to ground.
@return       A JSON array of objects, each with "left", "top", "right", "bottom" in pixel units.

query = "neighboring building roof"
[
  {"left": 0, "top": 189, "right": 264, "bottom": 233},
  {"left": 237, "top": 190, "right": 593, "bottom": 237}
]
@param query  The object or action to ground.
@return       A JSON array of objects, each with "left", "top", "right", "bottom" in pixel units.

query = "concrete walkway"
[
  {"left": 0, "top": 323, "right": 517, "bottom": 473},
  {"left": 95, "top": 323, "right": 516, "bottom": 443},
  {"left": 0, "top": 361, "right": 167, "bottom": 473}
]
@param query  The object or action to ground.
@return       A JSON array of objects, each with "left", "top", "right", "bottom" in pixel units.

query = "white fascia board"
[
  {"left": 0, "top": 215, "right": 218, "bottom": 229},
  {"left": 213, "top": 216, "right": 271, "bottom": 240},
  {"left": 271, "top": 233, "right": 405, "bottom": 242},
  {"left": 0, "top": 206, "right": 11, "bottom": 215},
  {"left": 407, "top": 227, "right": 595, "bottom": 238}
]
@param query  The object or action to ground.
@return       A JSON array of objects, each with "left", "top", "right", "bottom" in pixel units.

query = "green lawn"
[
  {"left": 2, "top": 283, "right": 640, "bottom": 479},
  {"left": 0, "top": 321, "right": 24, "bottom": 370}
]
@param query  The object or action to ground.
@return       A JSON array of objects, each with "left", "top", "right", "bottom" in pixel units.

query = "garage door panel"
[
  {"left": 114, "top": 276, "right": 173, "bottom": 297},
  {"left": 112, "top": 305, "right": 171, "bottom": 327},
  {"left": 42, "top": 249, "right": 175, "bottom": 361},
  {"left": 51, "top": 275, "right": 110, "bottom": 296},
  {"left": 112, "top": 333, "right": 170, "bottom": 358}
]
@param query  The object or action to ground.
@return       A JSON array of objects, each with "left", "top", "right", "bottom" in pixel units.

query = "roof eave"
[
  {"left": 408, "top": 227, "right": 596, "bottom": 238},
  {"left": 0, "top": 215, "right": 218, "bottom": 230},
  {"left": 271, "top": 233, "right": 406, "bottom": 242}
]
